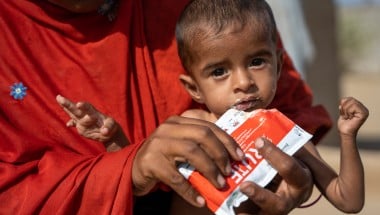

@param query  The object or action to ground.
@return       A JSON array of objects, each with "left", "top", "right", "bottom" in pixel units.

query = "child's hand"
[
  {"left": 338, "top": 97, "right": 369, "bottom": 137},
  {"left": 56, "top": 95, "right": 118, "bottom": 142}
]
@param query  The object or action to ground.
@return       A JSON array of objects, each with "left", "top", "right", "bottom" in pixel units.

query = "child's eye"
[
  {"left": 211, "top": 68, "right": 228, "bottom": 78},
  {"left": 249, "top": 58, "right": 265, "bottom": 68}
]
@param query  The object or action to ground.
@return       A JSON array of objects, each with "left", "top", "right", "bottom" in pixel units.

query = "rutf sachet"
[{"left": 179, "top": 109, "right": 312, "bottom": 215}]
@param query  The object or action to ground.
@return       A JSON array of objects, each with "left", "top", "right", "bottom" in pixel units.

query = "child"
[
  {"left": 174, "top": 0, "right": 368, "bottom": 213},
  {"left": 57, "top": 0, "right": 369, "bottom": 214}
]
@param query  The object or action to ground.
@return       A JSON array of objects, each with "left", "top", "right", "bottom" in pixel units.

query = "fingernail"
[
  {"left": 236, "top": 148, "right": 245, "bottom": 159},
  {"left": 196, "top": 196, "right": 205, "bottom": 206},
  {"left": 255, "top": 138, "right": 264, "bottom": 149},
  {"left": 56, "top": 95, "right": 62, "bottom": 102},
  {"left": 225, "top": 163, "right": 232, "bottom": 175},
  {"left": 217, "top": 174, "right": 226, "bottom": 187},
  {"left": 241, "top": 186, "right": 254, "bottom": 195},
  {"left": 100, "top": 127, "right": 109, "bottom": 135}
]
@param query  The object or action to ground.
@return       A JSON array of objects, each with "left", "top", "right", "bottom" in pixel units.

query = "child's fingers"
[
  {"left": 76, "top": 101, "right": 100, "bottom": 116},
  {"left": 77, "top": 103, "right": 117, "bottom": 136},
  {"left": 339, "top": 97, "right": 356, "bottom": 119},
  {"left": 78, "top": 114, "right": 98, "bottom": 127},
  {"left": 66, "top": 119, "right": 76, "bottom": 127},
  {"left": 100, "top": 118, "right": 117, "bottom": 136},
  {"left": 339, "top": 97, "right": 351, "bottom": 105},
  {"left": 339, "top": 97, "right": 369, "bottom": 120},
  {"left": 56, "top": 95, "right": 83, "bottom": 119}
]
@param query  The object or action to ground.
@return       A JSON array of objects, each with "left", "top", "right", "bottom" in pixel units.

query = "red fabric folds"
[
  {"left": 269, "top": 36, "right": 332, "bottom": 143},
  {"left": 0, "top": 0, "right": 331, "bottom": 214}
]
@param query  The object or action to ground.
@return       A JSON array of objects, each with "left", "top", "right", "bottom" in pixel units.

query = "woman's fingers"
[
  {"left": 56, "top": 95, "right": 81, "bottom": 118},
  {"left": 132, "top": 116, "right": 245, "bottom": 207},
  {"left": 255, "top": 138, "right": 310, "bottom": 188},
  {"left": 166, "top": 116, "right": 244, "bottom": 173},
  {"left": 239, "top": 138, "right": 313, "bottom": 214}
]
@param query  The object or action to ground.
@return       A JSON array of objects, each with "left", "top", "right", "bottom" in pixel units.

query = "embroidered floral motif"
[{"left": 10, "top": 82, "right": 27, "bottom": 100}]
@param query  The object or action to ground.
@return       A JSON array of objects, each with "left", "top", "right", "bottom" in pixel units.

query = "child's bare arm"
[
  {"left": 334, "top": 97, "right": 368, "bottom": 211},
  {"left": 297, "top": 97, "right": 368, "bottom": 213},
  {"left": 56, "top": 95, "right": 129, "bottom": 151}
]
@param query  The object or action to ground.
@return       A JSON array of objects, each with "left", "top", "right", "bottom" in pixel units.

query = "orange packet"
[{"left": 178, "top": 108, "right": 312, "bottom": 215}]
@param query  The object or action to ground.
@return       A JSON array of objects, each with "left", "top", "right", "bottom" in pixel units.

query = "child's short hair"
[{"left": 176, "top": 0, "right": 278, "bottom": 72}]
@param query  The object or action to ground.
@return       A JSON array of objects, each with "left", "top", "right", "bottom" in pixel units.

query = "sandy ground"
[
  {"left": 291, "top": 72, "right": 380, "bottom": 214},
  {"left": 291, "top": 146, "right": 380, "bottom": 215}
]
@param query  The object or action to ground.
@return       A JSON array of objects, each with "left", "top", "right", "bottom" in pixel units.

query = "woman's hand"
[
  {"left": 132, "top": 116, "right": 245, "bottom": 207},
  {"left": 238, "top": 138, "right": 313, "bottom": 214}
]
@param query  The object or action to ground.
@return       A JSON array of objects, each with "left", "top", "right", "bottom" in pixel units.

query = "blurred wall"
[{"left": 301, "top": 0, "right": 340, "bottom": 146}]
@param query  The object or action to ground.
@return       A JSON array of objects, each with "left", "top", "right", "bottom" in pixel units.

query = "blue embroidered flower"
[{"left": 10, "top": 82, "right": 27, "bottom": 100}]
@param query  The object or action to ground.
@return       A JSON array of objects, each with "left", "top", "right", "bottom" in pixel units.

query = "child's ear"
[
  {"left": 276, "top": 49, "right": 283, "bottom": 80},
  {"left": 179, "top": 74, "right": 205, "bottom": 104}
]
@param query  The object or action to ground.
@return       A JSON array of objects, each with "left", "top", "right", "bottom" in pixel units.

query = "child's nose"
[{"left": 233, "top": 69, "right": 255, "bottom": 92}]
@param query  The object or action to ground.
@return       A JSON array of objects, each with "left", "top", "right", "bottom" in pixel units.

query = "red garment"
[
  {"left": 0, "top": 0, "right": 331, "bottom": 214},
  {"left": 269, "top": 35, "right": 332, "bottom": 143}
]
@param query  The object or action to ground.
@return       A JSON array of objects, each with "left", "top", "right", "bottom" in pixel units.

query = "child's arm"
[
  {"left": 297, "top": 97, "right": 368, "bottom": 213},
  {"left": 56, "top": 95, "right": 129, "bottom": 152}
]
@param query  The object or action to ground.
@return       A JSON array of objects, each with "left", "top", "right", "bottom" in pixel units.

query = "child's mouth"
[{"left": 233, "top": 98, "right": 260, "bottom": 111}]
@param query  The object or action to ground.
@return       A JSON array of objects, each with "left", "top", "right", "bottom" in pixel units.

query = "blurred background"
[{"left": 266, "top": 0, "right": 379, "bottom": 214}]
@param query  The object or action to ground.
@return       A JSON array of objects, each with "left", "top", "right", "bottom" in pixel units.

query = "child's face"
[{"left": 180, "top": 23, "right": 282, "bottom": 118}]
